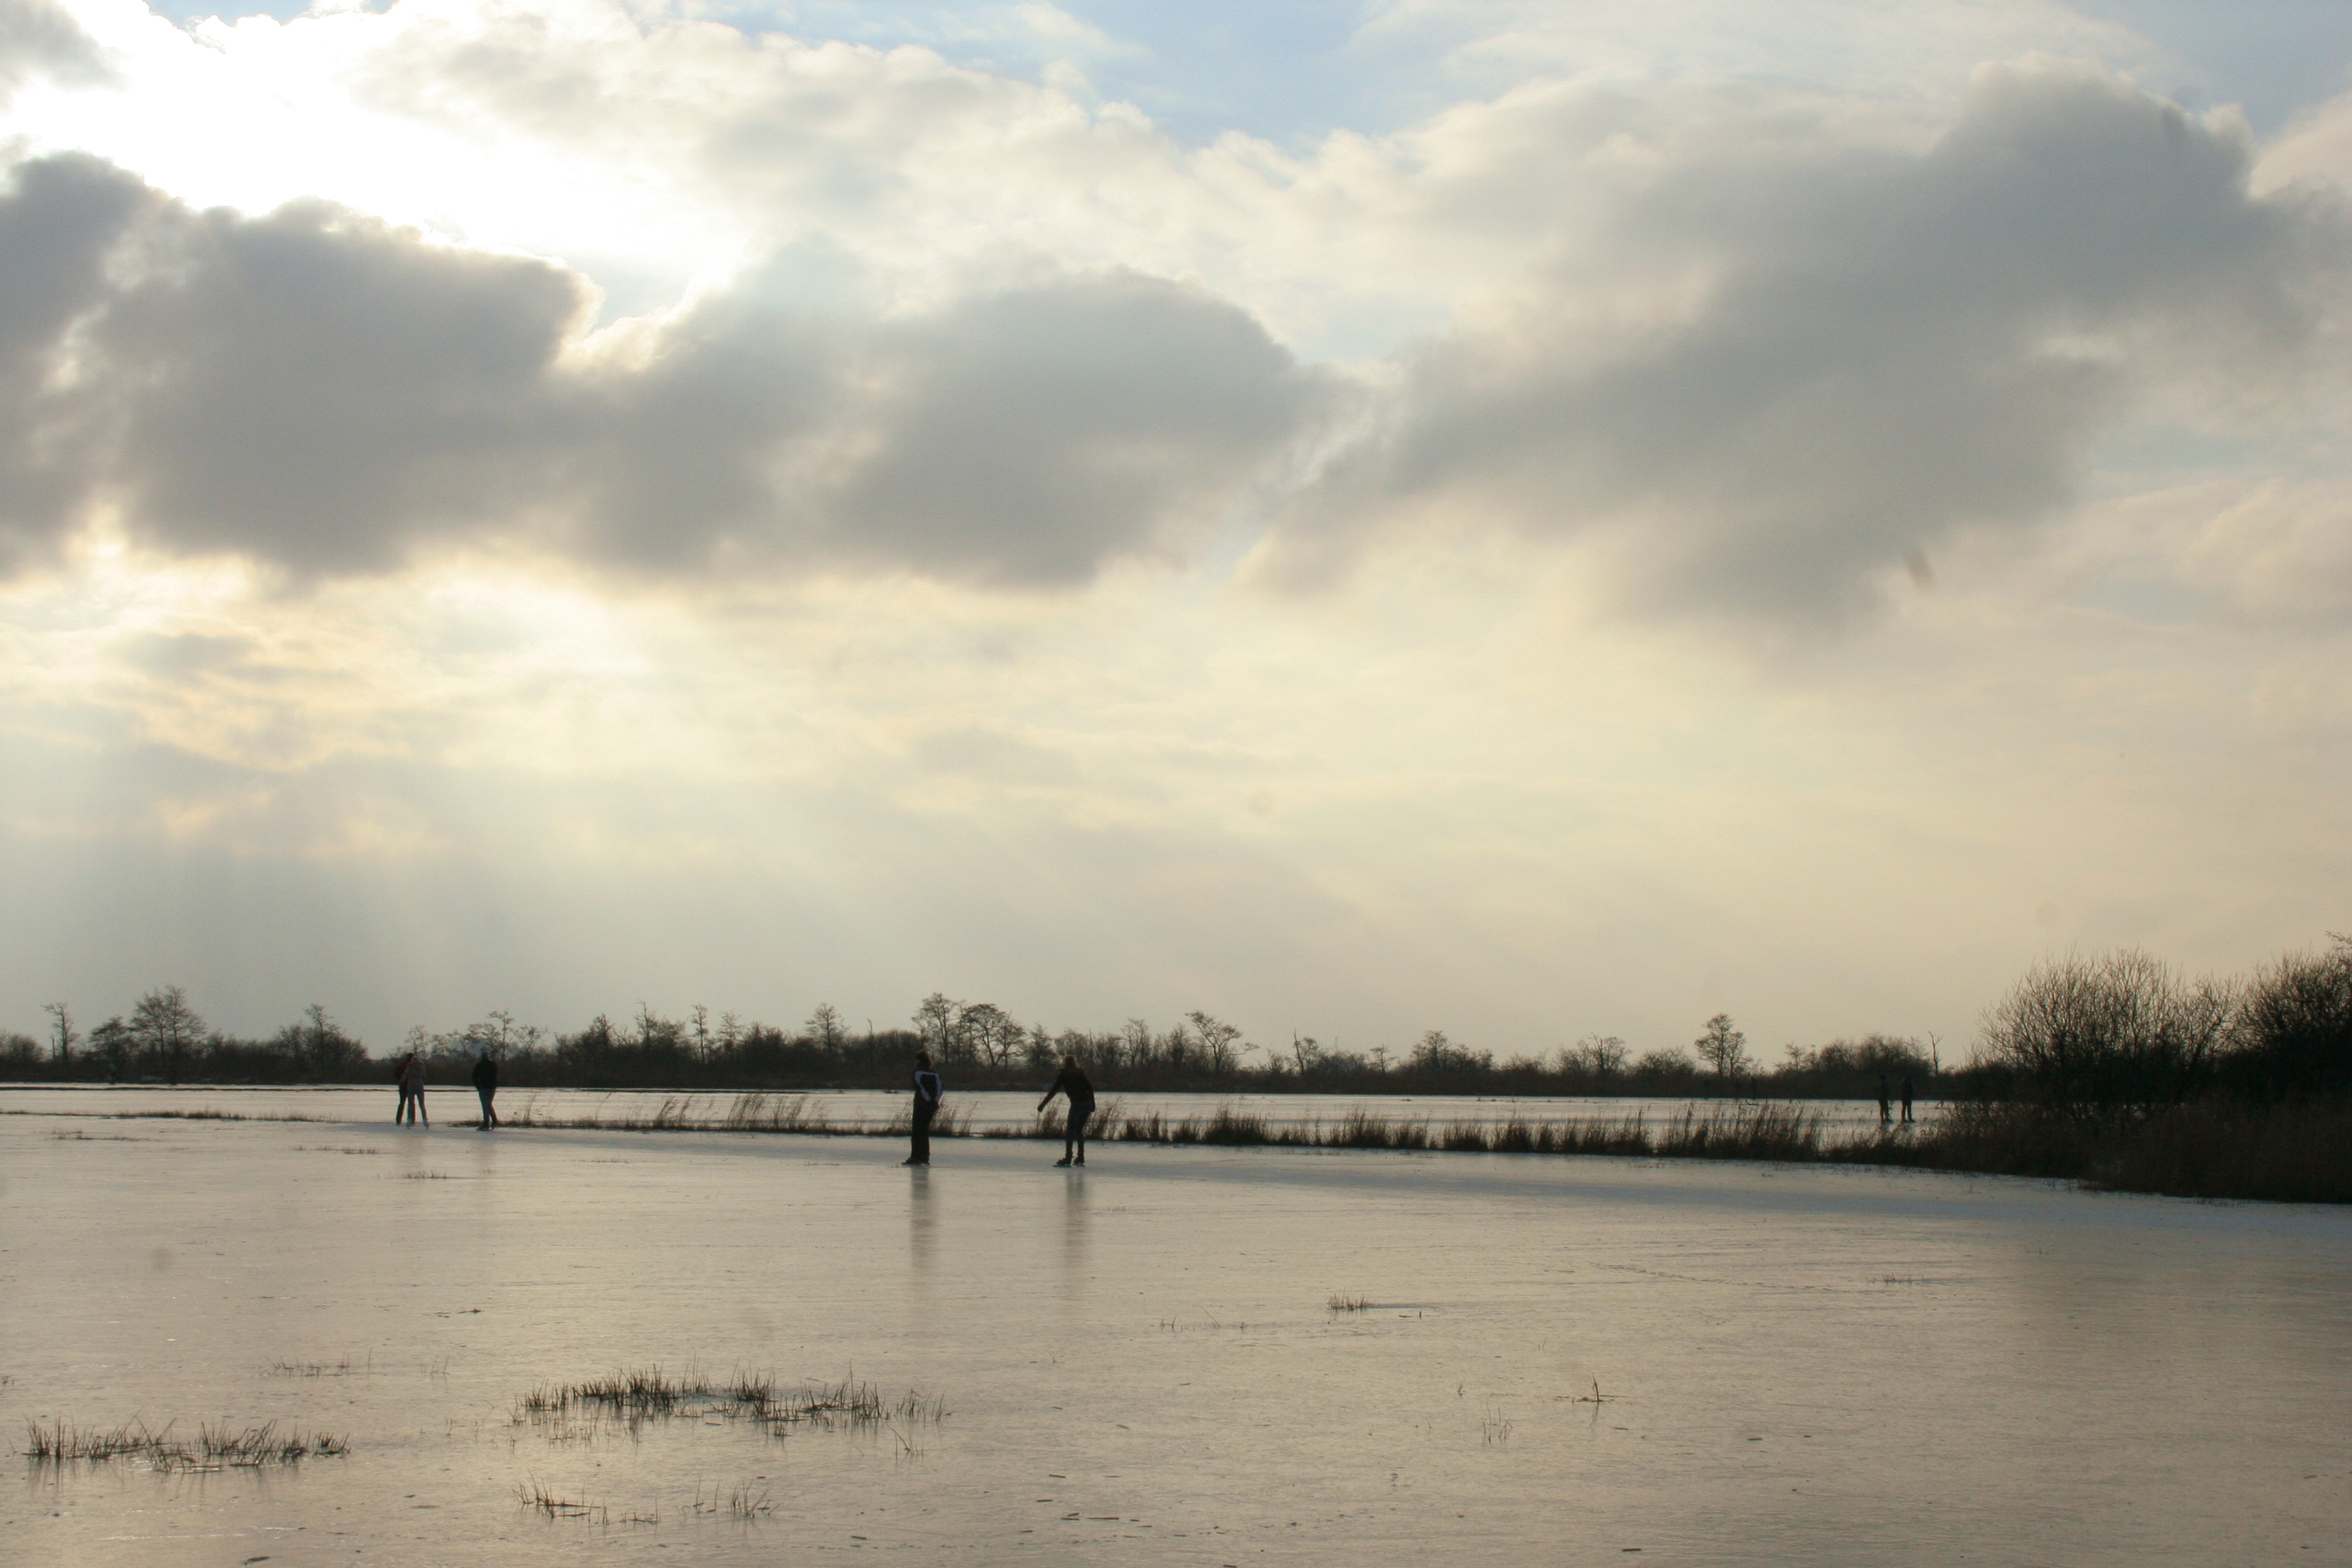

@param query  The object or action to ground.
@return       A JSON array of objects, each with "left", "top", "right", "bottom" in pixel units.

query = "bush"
[
  {"left": 1979, "top": 949, "right": 2230, "bottom": 1118},
  {"left": 2221, "top": 938, "right": 2352, "bottom": 1104}
]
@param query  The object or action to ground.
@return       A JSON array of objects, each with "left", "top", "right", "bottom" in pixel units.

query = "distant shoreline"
[{"left": 10, "top": 1083, "right": 2342, "bottom": 1205}]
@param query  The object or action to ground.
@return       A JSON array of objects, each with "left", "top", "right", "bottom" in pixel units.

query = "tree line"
[
  {"left": 1967, "top": 937, "right": 2352, "bottom": 1115},
  {"left": 4, "top": 986, "right": 1937, "bottom": 1097},
  {"left": 14, "top": 936, "right": 2340, "bottom": 1107}
]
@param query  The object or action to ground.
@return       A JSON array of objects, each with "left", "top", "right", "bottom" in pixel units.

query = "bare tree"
[
  {"left": 1693, "top": 1015, "right": 1750, "bottom": 1081},
  {"left": 43, "top": 1002, "right": 77, "bottom": 1066},
  {"left": 913, "top": 994, "right": 960, "bottom": 1058},
  {"left": 1409, "top": 1029, "right": 1491, "bottom": 1073},
  {"left": 1186, "top": 1011, "right": 1246, "bottom": 1076},
  {"left": 1983, "top": 949, "right": 2230, "bottom": 1117},
  {"left": 957, "top": 1002, "right": 1024, "bottom": 1070},
  {"left": 1290, "top": 1033, "right": 1327, "bottom": 1075},
  {"left": 806, "top": 1002, "right": 845, "bottom": 1052},
  {"left": 1566, "top": 1034, "right": 1628, "bottom": 1075},
  {"left": 130, "top": 985, "right": 206, "bottom": 1085}
]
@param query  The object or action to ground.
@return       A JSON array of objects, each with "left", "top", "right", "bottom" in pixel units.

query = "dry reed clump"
[
  {"left": 504, "top": 1092, "right": 970, "bottom": 1141},
  {"left": 1097, "top": 1100, "right": 1828, "bottom": 1162},
  {"left": 24, "top": 1418, "right": 348, "bottom": 1469},
  {"left": 691, "top": 1480, "right": 774, "bottom": 1518},
  {"left": 1326, "top": 1294, "right": 1371, "bottom": 1313},
  {"left": 514, "top": 1367, "right": 947, "bottom": 1434},
  {"left": 266, "top": 1355, "right": 372, "bottom": 1378},
  {"left": 517, "top": 1477, "right": 606, "bottom": 1522},
  {"left": 1842, "top": 1097, "right": 2352, "bottom": 1203}
]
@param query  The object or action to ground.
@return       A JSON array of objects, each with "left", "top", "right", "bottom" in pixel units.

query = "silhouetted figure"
[
  {"left": 472, "top": 1051, "right": 499, "bottom": 1130},
  {"left": 1876, "top": 1073, "right": 1891, "bottom": 1128},
  {"left": 1039, "top": 1056, "right": 1096, "bottom": 1166},
  {"left": 398, "top": 1051, "right": 428, "bottom": 1126},
  {"left": 904, "top": 1051, "right": 941, "bottom": 1166},
  {"left": 1900, "top": 1073, "right": 1915, "bottom": 1125}
]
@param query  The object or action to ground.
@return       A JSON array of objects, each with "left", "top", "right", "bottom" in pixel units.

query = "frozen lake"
[
  {"left": 3, "top": 1096, "right": 2347, "bottom": 1565},
  {"left": 0, "top": 1081, "right": 1910, "bottom": 1134}
]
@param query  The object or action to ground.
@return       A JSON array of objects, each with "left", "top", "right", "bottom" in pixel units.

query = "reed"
[
  {"left": 514, "top": 1367, "right": 947, "bottom": 1433},
  {"left": 24, "top": 1417, "right": 346, "bottom": 1467}
]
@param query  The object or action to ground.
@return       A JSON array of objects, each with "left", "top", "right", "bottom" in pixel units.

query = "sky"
[{"left": 2, "top": 0, "right": 2349, "bottom": 1064}]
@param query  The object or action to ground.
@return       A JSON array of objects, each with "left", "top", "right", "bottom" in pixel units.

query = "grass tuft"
[{"left": 25, "top": 1417, "right": 346, "bottom": 1468}]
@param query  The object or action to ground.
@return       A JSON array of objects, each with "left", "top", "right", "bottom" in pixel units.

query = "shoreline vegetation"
[
  {"left": 9, "top": 1084, "right": 2348, "bottom": 1206},
  {"left": 493, "top": 1090, "right": 2352, "bottom": 1205},
  {"left": 11, "top": 935, "right": 2348, "bottom": 1204}
]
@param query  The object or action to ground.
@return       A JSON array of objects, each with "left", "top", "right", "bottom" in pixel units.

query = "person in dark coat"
[
  {"left": 1899, "top": 1073, "right": 1915, "bottom": 1125},
  {"left": 1039, "top": 1056, "right": 1097, "bottom": 1167},
  {"left": 904, "top": 1052, "right": 942, "bottom": 1166},
  {"left": 396, "top": 1051, "right": 427, "bottom": 1126},
  {"left": 471, "top": 1051, "right": 499, "bottom": 1130}
]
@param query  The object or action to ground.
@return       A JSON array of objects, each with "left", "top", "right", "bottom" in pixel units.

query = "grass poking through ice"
[
  {"left": 515, "top": 1367, "right": 948, "bottom": 1435},
  {"left": 24, "top": 1418, "right": 348, "bottom": 1468}
]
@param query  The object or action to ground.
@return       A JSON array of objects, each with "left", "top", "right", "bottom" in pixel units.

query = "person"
[
  {"left": 904, "top": 1051, "right": 941, "bottom": 1166},
  {"left": 400, "top": 1051, "right": 429, "bottom": 1127},
  {"left": 472, "top": 1050, "right": 499, "bottom": 1130},
  {"left": 1038, "top": 1055, "right": 1096, "bottom": 1167},
  {"left": 393, "top": 1050, "right": 417, "bottom": 1124},
  {"left": 1876, "top": 1072, "right": 1891, "bottom": 1128},
  {"left": 1899, "top": 1073, "right": 1915, "bottom": 1126}
]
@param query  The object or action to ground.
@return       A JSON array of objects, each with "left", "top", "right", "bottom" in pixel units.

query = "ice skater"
[
  {"left": 904, "top": 1051, "right": 942, "bottom": 1166},
  {"left": 397, "top": 1051, "right": 428, "bottom": 1126},
  {"left": 1876, "top": 1072, "right": 1891, "bottom": 1128},
  {"left": 1900, "top": 1073, "right": 1914, "bottom": 1126},
  {"left": 1038, "top": 1055, "right": 1096, "bottom": 1167},
  {"left": 472, "top": 1050, "right": 499, "bottom": 1130}
]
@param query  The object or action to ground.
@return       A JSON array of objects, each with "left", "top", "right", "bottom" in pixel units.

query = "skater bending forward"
[{"left": 1039, "top": 1056, "right": 1096, "bottom": 1166}]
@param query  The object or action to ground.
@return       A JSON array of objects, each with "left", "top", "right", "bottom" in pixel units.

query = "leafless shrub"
[{"left": 1981, "top": 949, "right": 2232, "bottom": 1118}]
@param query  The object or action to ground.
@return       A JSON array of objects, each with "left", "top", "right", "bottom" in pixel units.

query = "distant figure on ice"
[
  {"left": 1876, "top": 1073, "right": 1892, "bottom": 1128},
  {"left": 1900, "top": 1073, "right": 1915, "bottom": 1126},
  {"left": 397, "top": 1051, "right": 428, "bottom": 1126},
  {"left": 1039, "top": 1056, "right": 1096, "bottom": 1167},
  {"left": 472, "top": 1051, "right": 499, "bottom": 1130},
  {"left": 904, "top": 1051, "right": 942, "bottom": 1166}
]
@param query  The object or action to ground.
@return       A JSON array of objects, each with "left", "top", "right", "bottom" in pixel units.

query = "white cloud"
[{"left": 1259, "top": 64, "right": 2349, "bottom": 624}]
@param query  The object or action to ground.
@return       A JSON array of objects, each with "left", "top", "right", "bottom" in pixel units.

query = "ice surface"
[
  {"left": 2, "top": 1095, "right": 2347, "bottom": 1565},
  {"left": 0, "top": 1081, "right": 1908, "bottom": 1134}
]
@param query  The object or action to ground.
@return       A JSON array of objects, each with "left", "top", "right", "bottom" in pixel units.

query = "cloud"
[
  {"left": 0, "top": 0, "right": 108, "bottom": 108},
  {"left": 1262, "top": 64, "right": 2348, "bottom": 623},
  {"left": 0, "top": 151, "right": 1328, "bottom": 584},
  {"left": 2182, "top": 478, "right": 2352, "bottom": 620}
]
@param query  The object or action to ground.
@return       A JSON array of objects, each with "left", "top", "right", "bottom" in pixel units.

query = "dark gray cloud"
[
  {"left": 1269, "top": 66, "right": 2345, "bottom": 621},
  {"left": 0, "top": 154, "right": 1326, "bottom": 585}
]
